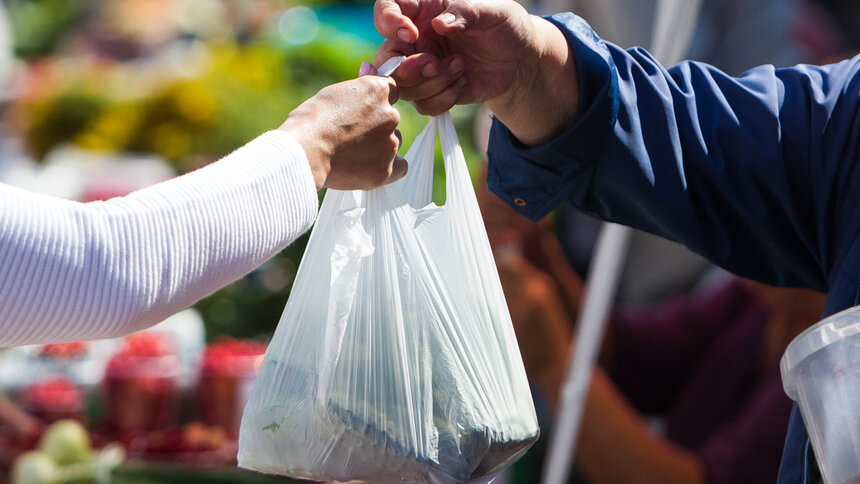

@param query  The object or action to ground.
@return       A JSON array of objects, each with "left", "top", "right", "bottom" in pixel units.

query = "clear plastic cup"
[{"left": 781, "top": 306, "right": 860, "bottom": 484}]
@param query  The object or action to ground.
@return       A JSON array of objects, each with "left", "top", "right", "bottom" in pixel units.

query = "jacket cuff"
[{"left": 487, "top": 12, "right": 619, "bottom": 221}]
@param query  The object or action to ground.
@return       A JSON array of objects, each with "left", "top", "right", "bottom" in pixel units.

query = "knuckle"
[
  {"left": 387, "top": 106, "right": 401, "bottom": 125},
  {"left": 370, "top": 75, "right": 388, "bottom": 89},
  {"left": 359, "top": 75, "right": 380, "bottom": 92},
  {"left": 370, "top": 79, "right": 390, "bottom": 99},
  {"left": 387, "top": 133, "right": 400, "bottom": 152}
]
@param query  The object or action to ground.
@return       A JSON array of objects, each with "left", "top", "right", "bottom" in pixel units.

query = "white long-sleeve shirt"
[{"left": 0, "top": 130, "right": 318, "bottom": 346}]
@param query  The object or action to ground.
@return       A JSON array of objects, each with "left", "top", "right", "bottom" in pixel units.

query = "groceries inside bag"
[{"left": 238, "top": 113, "right": 539, "bottom": 483}]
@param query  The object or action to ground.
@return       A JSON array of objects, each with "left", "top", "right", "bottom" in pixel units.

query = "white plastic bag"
[{"left": 238, "top": 113, "right": 539, "bottom": 483}]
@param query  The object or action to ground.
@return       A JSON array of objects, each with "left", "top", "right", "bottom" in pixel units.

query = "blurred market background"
[{"left": 0, "top": 0, "right": 483, "bottom": 482}]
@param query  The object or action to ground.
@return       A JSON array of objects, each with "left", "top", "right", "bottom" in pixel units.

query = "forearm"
[
  {"left": 488, "top": 14, "right": 860, "bottom": 290},
  {"left": 528, "top": 223, "right": 585, "bottom": 321},
  {"left": 0, "top": 131, "right": 318, "bottom": 346},
  {"left": 577, "top": 369, "right": 705, "bottom": 484},
  {"left": 486, "top": 16, "right": 578, "bottom": 146}
]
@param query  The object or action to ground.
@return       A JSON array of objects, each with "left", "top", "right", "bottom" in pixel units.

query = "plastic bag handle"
[
  {"left": 392, "top": 112, "right": 472, "bottom": 210},
  {"left": 435, "top": 112, "right": 473, "bottom": 209},
  {"left": 377, "top": 56, "right": 406, "bottom": 77},
  {"left": 385, "top": 112, "right": 472, "bottom": 212}
]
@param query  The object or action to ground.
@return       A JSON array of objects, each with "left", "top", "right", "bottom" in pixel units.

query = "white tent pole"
[
  {"left": 540, "top": 222, "right": 631, "bottom": 484},
  {"left": 539, "top": 1, "right": 703, "bottom": 483}
]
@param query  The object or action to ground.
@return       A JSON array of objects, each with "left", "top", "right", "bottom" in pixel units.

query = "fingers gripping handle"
[{"left": 368, "top": 56, "right": 469, "bottom": 211}]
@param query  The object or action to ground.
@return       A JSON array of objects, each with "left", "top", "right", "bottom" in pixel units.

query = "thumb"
[
  {"left": 432, "top": 0, "right": 478, "bottom": 35},
  {"left": 374, "top": 0, "right": 420, "bottom": 42}
]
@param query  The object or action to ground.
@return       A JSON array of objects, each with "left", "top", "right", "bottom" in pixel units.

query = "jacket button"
[{"left": 513, "top": 198, "right": 527, "bottom": 207}]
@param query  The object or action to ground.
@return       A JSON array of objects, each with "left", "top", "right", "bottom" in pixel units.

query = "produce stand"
[{"left": 2, "top": 323, "right": 268, "bottom": 483}]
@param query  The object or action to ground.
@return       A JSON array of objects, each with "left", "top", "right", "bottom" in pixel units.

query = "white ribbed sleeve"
[{"left": 0, "top": 130, "right": 319, "bottom": 346}]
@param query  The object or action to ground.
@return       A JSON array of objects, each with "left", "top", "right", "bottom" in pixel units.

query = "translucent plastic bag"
[{"left": 238, "top": 113, "right": 539, "bottom": 483}]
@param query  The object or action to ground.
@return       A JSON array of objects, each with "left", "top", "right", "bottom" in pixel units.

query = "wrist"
[
  {"left": 486, "top": 16, "right": 578, "bottom": 146},
  {"left": 485, "top": 16, "right": 541, "bottom": 121},
  {"left": 279, "top": 119, "right": 330, "bottom": 190}
]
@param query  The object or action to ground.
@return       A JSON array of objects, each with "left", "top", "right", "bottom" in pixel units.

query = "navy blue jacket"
[{"left": 487, "top": 12, "right": 860, "bottom": 483}]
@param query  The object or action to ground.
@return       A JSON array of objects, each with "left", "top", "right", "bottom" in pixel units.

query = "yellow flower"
[
  {"left": 145, "top": 122, "right": 191, "bottom": 161},
  {"left": 75, "top": 104, "right": 143, "bottom": 152},
  {"left": 175, "top": 82, "right": 217, "bottom": 126}
]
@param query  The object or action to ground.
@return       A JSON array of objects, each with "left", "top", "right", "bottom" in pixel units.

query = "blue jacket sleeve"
[{"left": 487, "top": 12, "right": 860, "bottom": 291}]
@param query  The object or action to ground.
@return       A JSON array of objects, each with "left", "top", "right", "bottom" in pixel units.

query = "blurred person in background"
[
  {"left": 808, "top": 0, "right": 860, "bottom": 59},
  {"left": 0, "top": 0, "right": 408, "bottom": 348},
  {"left": 480, "top": 183, "right": 827, "bottom": 483}
]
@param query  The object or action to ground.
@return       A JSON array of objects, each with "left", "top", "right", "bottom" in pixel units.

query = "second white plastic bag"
[{"left": 238, "top": 113, "right": 539, "bottom": 483}]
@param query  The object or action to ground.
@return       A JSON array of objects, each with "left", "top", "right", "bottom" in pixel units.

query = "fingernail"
[
  {"left": 437, "top": 12, "right": 456, "bottom": 24},
  {"left": 450, "top": 57, "right": 465, "bottom": 76},
  {"left": 397, "top": 28, "right": 412, "bottom": 42},
  {"left": 421, "top": 63, "right": 438, "bottom": 78},
  {"left": 359, "top": 61, "right": 372, "bottom": 77}
]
